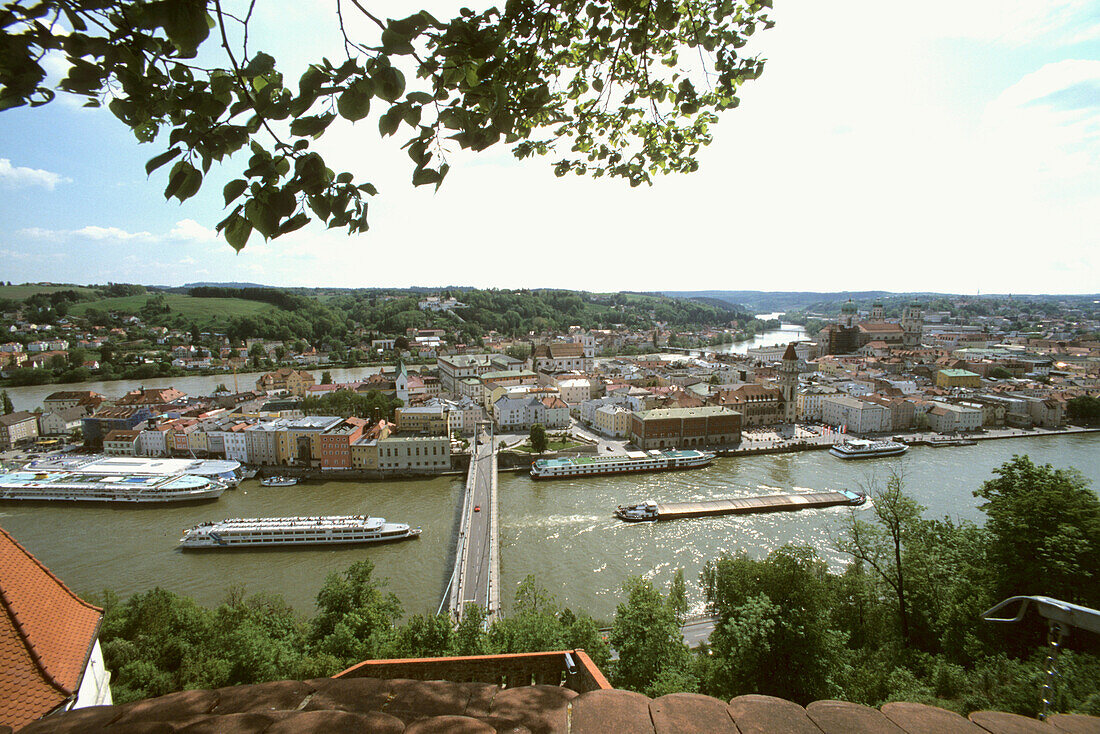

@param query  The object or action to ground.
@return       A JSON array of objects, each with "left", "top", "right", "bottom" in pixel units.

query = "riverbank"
[{"left": 727, "top": 425, "right": 1100, "bottom": 456}]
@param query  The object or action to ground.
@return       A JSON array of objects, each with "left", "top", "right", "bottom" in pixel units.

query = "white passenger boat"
[
  {"left": 829, "top": 438, "right": 909, "bottom": 460},
  {"left": 179, "top": 515, "right": 421, "bottom": 549},
  {"left": 530, "top": 449, "right": 714, "bottom": 479},
  {"left": 26, "top": 454, "right": 244, "bottom": 487},
  {"left": 259, "top": 476, "right": 298, "bottom": 487},
  {"left": 0, "top": 470, "right": 224, "bottom": 503}
]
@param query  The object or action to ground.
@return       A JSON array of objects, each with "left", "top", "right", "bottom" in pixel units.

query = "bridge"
[{"left": 443, "top": 430, "right": 500, "bottom": 620}]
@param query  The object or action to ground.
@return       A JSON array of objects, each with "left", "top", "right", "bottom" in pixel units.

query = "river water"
[
  {"left": 3, "top": 365, "right": 384, "bottom": 413},
  {"left": 2, "top": 433, "right": 1096, "bottom": 621}
]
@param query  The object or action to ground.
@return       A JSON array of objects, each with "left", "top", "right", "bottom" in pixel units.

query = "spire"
[{"left": 782, "top": 342, "right": 798, "bottom": 362}]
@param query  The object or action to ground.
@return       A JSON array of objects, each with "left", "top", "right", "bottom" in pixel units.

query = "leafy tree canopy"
[{"left": 3, "top": 0, "right": 772, "bottom": 250}]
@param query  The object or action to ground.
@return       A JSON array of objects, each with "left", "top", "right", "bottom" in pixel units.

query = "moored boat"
[
  {"left": 829, "top": 439, "right": 908, "bottom": 460},
  {"left": 259, "top": 476, "right": 298, "bottom": 487},
  {"left": 0, "top": 470, "right": 224, "bottom": 503},
  {"left": 531, "top": 449, "right": 714, "bottom": 479},
  {"left": 179, "top": 515, "right": 421, "bottom": 549}
]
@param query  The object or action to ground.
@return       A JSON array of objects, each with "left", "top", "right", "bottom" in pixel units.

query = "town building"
[
  {"left": 42, "top": 390, "right": 105, "bottom": 412},
  {"left": 116, "top": 387, "right": 187, "bottom": 407},
  {"left": 314, "top": 418, "right": 369, "bottom": 469},
  {"left": 103, "top": 429, "right": 141, "bottom": 455},
  {"left": 925, "top": 401, "right": 983, "bottom": 433},
  {"left": 795, "top": 385, "right": 838, "bottom": 422},
  {"left": 713, "top": 385, "right": 786, "bottom": 427},
  {"left": 437, "top": 354, "right": 524, "bottom": 393},
  {"left": 935, "top": 369, "right": 981, "bottom": 389},
  {"left": 375, "top": 435, "right": 451, "bottom": 473},
  {"left": 37, "top": 406, "right": 91, "bottom": 436},
  {"left": 630, "top": 405, "right": 741, "bottom": 449},
  {"left": 532, "top": 342, "right": 592, "bottom": 373},
  {"left": 255, "top": 368, "right": 317, "bottom": 397},
  {"left": 593, "top": 405, "right": 633, "bottom": 437},
  {"left": 821, "top": 395, "right": 890, "bottom": 434},
  {"left": 395, "top": 404, "right": 450, "bottom": 435},
  {"left": 0, "top": 411, "right": 39, "bottom": 448}
]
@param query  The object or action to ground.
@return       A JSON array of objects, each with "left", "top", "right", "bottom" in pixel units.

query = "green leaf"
[
  {"left": 222, "top": 213, "right": 252, "bottom": 251},
  {"left": 378, "top": 108, "right": 401, "bottom": 137},
  {"left": 290, "top": 113, "right": 336, "bottom": 137},
  {"left": 145, "top": 148, "right": 181, "bottom": 176},
  {"left": 337, "top": 79, "right": 372, "bottom": 122},
  {"left": 411, "top": 167, "right": 440, "bottom": 187},
  {"left": 164, "top": 160, "right": 201, "bottom": 202},
  {"left": 278, "top": 212, "right": 310, "bottom": 234},
  {"left": 243, "top": 52, "right": 276, "bottom": 78},
  {"left": 223, "top": 179, "right": 248, "bottom": 206},
  {"left": 161, "top": 0, "right": 210, "bottom": 56},
  {"left": 245, "top": 198, "right": 279, "bottom": 239},
  {"left": 381, "top": 27, "right": 415, "bottom": 55},
  {"left": 374, "top": 67, "right": 405, "bottom": 102}
]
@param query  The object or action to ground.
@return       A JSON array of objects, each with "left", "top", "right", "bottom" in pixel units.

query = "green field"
[
  {"left": 0, "top": 284, "right": 98, "bottom": 300},
  {"left": 68, "top": 293, "right": 275, "bottom": 320}
]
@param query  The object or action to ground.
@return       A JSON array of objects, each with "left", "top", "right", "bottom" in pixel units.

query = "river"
[
  {"left": 2, "top": 433, "right": 1096, "bottom": 621},
  {"left": 3, "top": 365, "right": 384, "bottom": 413},
  {"left": 686, "top": 313, "right": 808, "bottom": 356}
]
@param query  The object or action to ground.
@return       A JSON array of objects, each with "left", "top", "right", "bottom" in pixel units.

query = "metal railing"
[{"left": 335, "top": 649, "right": 612, "bottom": 693}]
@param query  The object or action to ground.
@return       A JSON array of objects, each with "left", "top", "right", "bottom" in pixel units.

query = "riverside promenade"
[{"left": 445, "top": 437, "right": 500, "bottom": 620}]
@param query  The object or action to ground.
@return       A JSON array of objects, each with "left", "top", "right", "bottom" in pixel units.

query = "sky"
[{"left": 1, "top": 1, "right": 1098, "bottom": 294}]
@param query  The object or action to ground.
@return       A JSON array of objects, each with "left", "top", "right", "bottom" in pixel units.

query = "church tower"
[
  {"left": 871, "top": 302, "right": 884, "bottom": 322},
  {"left": 779, "top": 342, "right": 799, "bottom": 423},
  {"left": 901, "top": 303, "right": 923, "bottom": 348},
  {"left": 840, "top": 299, "right": 857, "bottom": 328}
]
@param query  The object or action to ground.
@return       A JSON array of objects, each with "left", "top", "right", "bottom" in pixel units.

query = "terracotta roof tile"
[
  {"left": 806, "top": 700, "right": 906, "bottom": 733},
  {"left": 489, "top": 686, "right": 575, "bottom": 734},
  {"left": 1046, "top": 714, "right": 1100, "bottom": 734},
  {"left": 0, "top": 528, "right": 103, "bottom": 731},
  {"left": 568, "top": 689, "right": 653, "bottom": 733},
  {"left": 968, "top": 711, "right": 1061, "bottom": 733},
  {"left": 727, "top": 694, "right": 823, "bottom": 734},
  {"left": 21, "top": 676, "right": 1100, "bottom": 734},
  {"left": 13, "top": 705, "right": 119, "bottom": 734},
  {"left": 881, "top": 702, "right": 987, "bottom": 734},
  {"left": 650, "top": 692, "right": 738, "bottom": 734},
  {"left": 210, "top": 680, "right": 317, "bottom": 714},
  {"left": 404, "top": 715, "right": 500, "bottom": 733},
  {"left": 265, "top": 710, "right": 404, "bottom": 734}
]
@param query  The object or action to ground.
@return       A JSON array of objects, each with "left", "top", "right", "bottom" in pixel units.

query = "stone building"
[{"left": 630, "top": 406, "right": 741, "bottom": 449}]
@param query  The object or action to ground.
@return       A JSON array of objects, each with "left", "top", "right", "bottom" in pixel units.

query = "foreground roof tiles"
[
  {"left": 18, "top": 680, "right": 1100, "bottom": 734},
  {"left": 0, "top": 528, "right": 102, "bottom": 731}
]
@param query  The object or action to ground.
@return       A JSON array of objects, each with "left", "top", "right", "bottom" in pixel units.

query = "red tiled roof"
[
  {"left": 0, "top": 528, "right": 103, "bottom": 731},
  {"left": 19, "top": 681, "right": 1093, "bottom": 733}
]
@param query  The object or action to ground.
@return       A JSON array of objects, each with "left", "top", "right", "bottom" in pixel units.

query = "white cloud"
[
  {"left": 18, "top": 219, "right": 219, "bottom": 246},
  {"left": 0, "top": 158, "right": 72, "bottom": 190},
  {"left": 984, "top": 60, "right": 1100, "bottom": 186},
  {"left": 167, "top": 219, "right": 218, "bottom": 243},
  {"left": 936, "top": 0, "right": 1100, "bottom": 46}
]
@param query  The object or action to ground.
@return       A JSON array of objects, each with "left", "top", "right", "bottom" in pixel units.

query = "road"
[{"left": 457, "top": 438, "right": 495, "bottom": 613}]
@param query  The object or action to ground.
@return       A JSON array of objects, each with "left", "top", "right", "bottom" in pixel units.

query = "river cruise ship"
[
  {"left": 0, "top": 469, "right": 224, "bottom": 503},
  {"left": 530, "top": 449, "right": 714, "bottom": 479},
  {"left": 26, "top": 455, "right": 244, "bottom": 487},
  {"left": 179, "top": 515, "right": 422, "bottom": 549},
  {"left": 829, "top": 438, "right": 909, "bottom": 460}
]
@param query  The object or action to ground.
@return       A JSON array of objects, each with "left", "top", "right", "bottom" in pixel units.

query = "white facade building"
[{"left": 821, "top": 395, "right": 890, "bottom": 434}]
